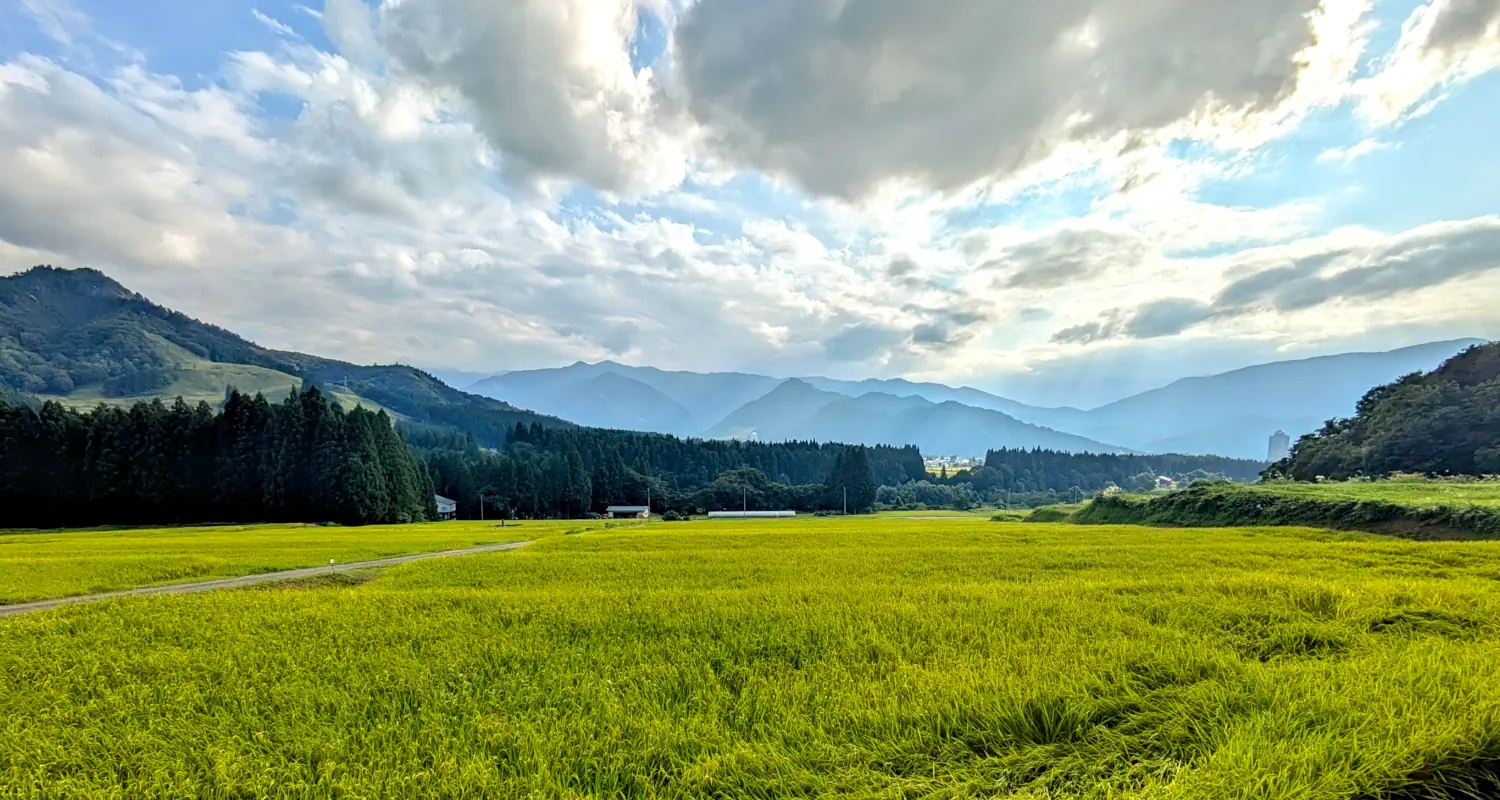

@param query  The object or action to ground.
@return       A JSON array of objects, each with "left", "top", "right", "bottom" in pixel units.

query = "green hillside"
[
  {"left": 38, "top": 333, "right": 383, "bottom": 413},
  {"left": 1075, "top": 479, "right": 1500, "bottom": 539},
  {"left": 1268, "top": 341, "right": 1500, "bottom": 479},
  {"left": 0, "top": 266, "right": 567, "bottom": 443}
]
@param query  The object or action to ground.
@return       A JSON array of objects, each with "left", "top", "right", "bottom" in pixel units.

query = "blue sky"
[{"left": 0, "top": 0, "right": 1497, "bottom": 407}]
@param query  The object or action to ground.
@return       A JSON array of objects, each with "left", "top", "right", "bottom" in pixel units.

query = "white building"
[
  {"left": 606, "top": 505, "right": 650, "bottom": 519},
  {"left": 435, "top": 495, "right": 457, "bottom": 520},
  {"left": 706, "top": 511, "right": 796, "bottom": 519}
]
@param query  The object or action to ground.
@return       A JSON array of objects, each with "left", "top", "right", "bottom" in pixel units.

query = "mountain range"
[
  {"left": 458, "top": 339, "right": 1485, "bottom": 459},
  {"left": 0, "top": 267, "right": 568, "bottom": 445},
  {"left": 3, "top": 266, "right": 1485, "bottom": 461}
]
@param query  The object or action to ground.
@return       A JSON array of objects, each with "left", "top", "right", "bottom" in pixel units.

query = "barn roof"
[{"left": 607, "top": 505, "right": 649, "bottom": 512}]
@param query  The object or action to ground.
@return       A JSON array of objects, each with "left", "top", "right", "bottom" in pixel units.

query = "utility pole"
[
  {"left": 743, "top": 486, "right": 747, "bottom": 515},
  {"left": 646, "top": 484, "right": 651, "bottom": 520},
  {"left": 843, "top": 486, "right": 847, "bottom": 516},
  {"left": 479, "top": 494, "right": 484, "bottom": 521}
]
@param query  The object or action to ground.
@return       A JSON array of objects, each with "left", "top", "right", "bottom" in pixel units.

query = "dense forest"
[
  {"left": 1267, "top": 342, "right": 1500, "bottom": 480},
  {"left": 407, "top": 422, "right": 908, "bottom": 518},
  {"left": 0, "top": 387, "right": 436, "bottom": 528}
]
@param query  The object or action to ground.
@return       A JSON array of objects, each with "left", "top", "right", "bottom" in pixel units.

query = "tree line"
[
  {"left": 406, "top": 422, "right": 895, "bottom": 518},
  {"left": 1, "top": 378, "right": 1287, "bottom": 528},
  {"left": 901, "top": 448, "right": 1264, "bottom": 507},
  {"left": 0, "top": 387, "right": 436, "bottom": 528}
]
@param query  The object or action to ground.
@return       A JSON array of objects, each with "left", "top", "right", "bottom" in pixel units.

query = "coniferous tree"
[
  {"left": 823, "top": 446, "right": 877, "bottom": 513},
  {"left": 0, "top": 387, "right": 435, "bottom": 528}
]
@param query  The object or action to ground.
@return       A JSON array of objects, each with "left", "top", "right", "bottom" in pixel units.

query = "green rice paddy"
[{"left": 3, "top": 516, "right": 1500, "bottom": 798}]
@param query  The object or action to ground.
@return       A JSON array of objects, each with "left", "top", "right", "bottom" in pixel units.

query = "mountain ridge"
[
  {"left": 0, "top": 266, "right": 571, "bottom": 445},
  {"left": 704, "top": 379, "right": 1127, "bottom": 455},
  {"left": 455, "top": 339, "right": 1486, "bottom": 459}
]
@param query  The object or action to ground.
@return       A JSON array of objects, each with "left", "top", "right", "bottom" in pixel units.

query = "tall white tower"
[{"left": 1267, "top": 430, "right": 1291, "bottom": 462}]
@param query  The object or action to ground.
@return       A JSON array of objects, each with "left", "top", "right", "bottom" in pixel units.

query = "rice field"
[
  {"left": 4, "top": 517, "right": 1500, "bottom": 798},
  {"left": 0, "top": 520, "right": 586, "bottom": 605}
]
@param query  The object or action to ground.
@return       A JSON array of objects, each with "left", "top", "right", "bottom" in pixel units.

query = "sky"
[{"left": 0, "top": 0, "right": 1497, "bottom": 408}]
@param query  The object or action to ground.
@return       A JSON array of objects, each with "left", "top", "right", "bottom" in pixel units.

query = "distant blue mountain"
[
  {"left": 458, "top": 339, "right": 1487, "bottom": 458},
  {"left": 705, "top": 380, "right": 1125, "bottom": 454},
  {"left": 1036, "top": 339, "right": 1485, "bottom": 457}
]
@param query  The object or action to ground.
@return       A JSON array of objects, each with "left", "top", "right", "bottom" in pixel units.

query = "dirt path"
[{"left": 0, "top": 541, "right": 531, "bottom": 619}]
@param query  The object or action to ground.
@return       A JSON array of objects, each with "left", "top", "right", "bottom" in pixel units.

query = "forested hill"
[
  {"left": 0, "top": 266, "right": 568, "bottom": 441},
  {"left": 1268, "top": 341, "right": 1500, "bottom": 480}
]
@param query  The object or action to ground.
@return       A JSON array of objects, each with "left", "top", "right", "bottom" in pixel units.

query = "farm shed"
[{"left": 606, "top": 505, "right": 651, "bottom": 519}]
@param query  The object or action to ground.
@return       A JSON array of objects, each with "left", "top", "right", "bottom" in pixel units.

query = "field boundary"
[
  {"left": 0, "top": 541, "right": 531, "bottom": 618},
  {"left": 1074, "top": 483, "right": 1500, "bottom": 540}
]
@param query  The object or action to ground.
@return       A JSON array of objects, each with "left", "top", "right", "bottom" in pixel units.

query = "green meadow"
[
  {"left": 1249, "top": 478, "right": 1500, "bottom": 508},
  {"left": 0, "top": 520, "right": 584, "bottom": 605},
  {"left": 4, "top": 517, "right": 1500, "bottom": 798}
]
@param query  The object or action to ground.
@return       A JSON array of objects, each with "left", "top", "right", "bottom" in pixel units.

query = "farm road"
[{"left": 0, "top": 541, "right": 531, "bottom": 619}]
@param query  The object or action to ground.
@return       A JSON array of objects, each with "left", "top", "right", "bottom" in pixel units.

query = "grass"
[
  {"left": 43, "top": 335, "right": 389, "bottom": 414},
  {"left": 4, "top": 517, "right": 1500, "bottom": 797},
  {"left": 1078, "top": 480, "right": 1500, "bottom": 539},
  {"left": 0, "top": 520, "right": 588, "bottom": 605},
  {"left": 876, "top": 508, "right": 994, "bottom": 518},
  {"left": 1025, "top": 503, "right": 1087, "bottom": 523},
  {"left": 1248, "top": 478, "right": 1500, "bottom": 509}
]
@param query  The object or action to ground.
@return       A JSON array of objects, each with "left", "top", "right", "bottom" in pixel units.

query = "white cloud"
[
  {"left": 0, "top": 0, "right": 1495, "bottom": 398},
  {"left": 1049, "top": 217, "right": 1500, "bottom": 342},
  {"left": 252, "top": 8, "right": 299, "bottom": 38},
  {"left": 1316, "top": 138, "right": 1393, "bottom": 162},
  {"left": 18, "top": 0, "right": 88, "bottom": 47},
  {"left": 379, "top": 0, "right": 691, "bottom": 194},
  {"left": 1356, "top": 0, "right": 1500, "bottom": 122}
]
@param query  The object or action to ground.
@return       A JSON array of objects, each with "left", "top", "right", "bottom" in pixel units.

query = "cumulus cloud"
[
  {"left": 673, "top": 0, "right": 1348, "bottom": 199},
  {"left": 0, "top": 57, "right": 269, "bottom": 269},
  {"left": 1051, "top": 217, "right": 1500, "bottom": 343},
  {"left": 1, "top": 0, "right": 1497, "bottom": 390},
  {"left": 380, "top": 0, "right": 689, "bottom": 193}
]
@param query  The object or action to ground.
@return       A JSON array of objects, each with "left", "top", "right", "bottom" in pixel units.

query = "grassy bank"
[
  {"left": 5, "top": 518, "right": 1500, "bottom": 797},
  {"left": 1076, "top": 480, "right": 1500, "bottom": 539}
]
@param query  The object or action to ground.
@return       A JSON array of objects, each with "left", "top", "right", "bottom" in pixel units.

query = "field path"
[{"left": 0, "top": 541, "right": 531, "bottom": 619}]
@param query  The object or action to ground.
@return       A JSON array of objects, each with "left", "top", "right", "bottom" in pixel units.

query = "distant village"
[{"left": 923, "top": 455, "right": 983, "bottom": 473}]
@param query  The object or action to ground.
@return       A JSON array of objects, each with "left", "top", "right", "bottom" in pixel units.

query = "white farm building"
[{"left": 706, "top": 511, "right": 796, "bottom": 519}]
